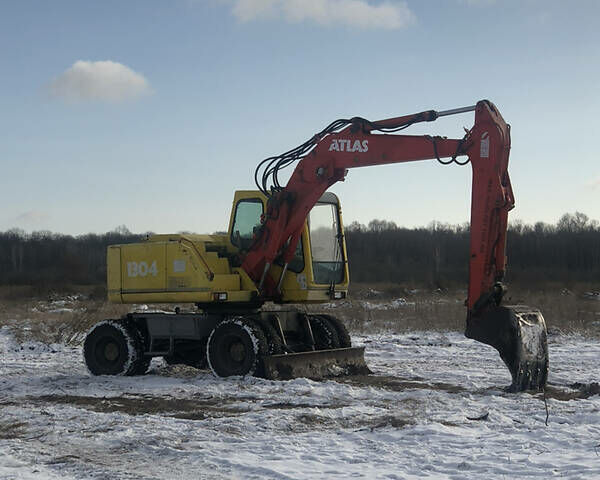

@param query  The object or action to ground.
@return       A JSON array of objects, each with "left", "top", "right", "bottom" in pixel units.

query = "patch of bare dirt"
[
  {"left": 295, "top": 411, "right": 415, "bottom": 431},
  {"left": 260, "top": 401, "right": 349, "bottom": 410},
  {"left": 0, "top": 420, "right": 28, "bottom": 439},
  {"left": 28, "top": 394, "right": 251, "bottom": 419},
  {"left": 544, "top": 382, "right": 600, "bottom": 401},
  {"left": 337, "top": 374, "right": 467, "bottom": 394}
]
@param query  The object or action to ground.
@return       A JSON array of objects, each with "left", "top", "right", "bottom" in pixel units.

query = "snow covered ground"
[{"left": 1, "top": 326, "right": 599, "bottom": 479}]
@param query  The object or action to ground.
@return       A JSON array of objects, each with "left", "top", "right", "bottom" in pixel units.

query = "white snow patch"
[
  {"left": 361, "top": 298, "right": 415, "bottom": 310},
  {"left": 0, "top": 328, "right": 599, "bottom": 479}
]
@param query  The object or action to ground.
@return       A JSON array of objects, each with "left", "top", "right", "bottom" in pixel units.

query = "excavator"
[{"left": 84, "top": 100, "right": 548, "bottom": 392}]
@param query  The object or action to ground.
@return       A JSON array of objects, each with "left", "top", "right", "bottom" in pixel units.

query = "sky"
[{"left": 1, "top": 0, "right": 599, "bottom": 235}]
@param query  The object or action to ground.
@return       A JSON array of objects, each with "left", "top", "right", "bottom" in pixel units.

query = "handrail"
[{"left": 178, "top": 236, "right": 215, "bottom": 281}]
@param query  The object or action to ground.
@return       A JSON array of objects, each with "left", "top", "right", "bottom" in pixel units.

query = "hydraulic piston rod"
[{"left": 436, "top": 104, "right": 477, "bottom": 118}]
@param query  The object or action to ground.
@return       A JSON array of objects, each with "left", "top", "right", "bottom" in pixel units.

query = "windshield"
[{"left": 308, "top": 202, "right": 344, "bottom": 284}]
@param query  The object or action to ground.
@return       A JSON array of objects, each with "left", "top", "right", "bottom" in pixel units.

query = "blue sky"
[{"left": 1, "top": 0, "right": 598, "bottom": 235}]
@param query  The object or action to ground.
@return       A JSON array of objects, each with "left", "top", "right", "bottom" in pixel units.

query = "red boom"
[{"left": 242, "top": 100, "right": 513, "bottom": 314}]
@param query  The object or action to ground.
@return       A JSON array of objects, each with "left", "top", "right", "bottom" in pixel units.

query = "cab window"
[{"left": 231, "top": 199, "right": 263, "bottom": 250}]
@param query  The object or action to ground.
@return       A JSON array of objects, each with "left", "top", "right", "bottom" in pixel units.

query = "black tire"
[
  {"left": 83, "top": 320, "right": 141, "bottom": 376},
  {"left": 309, "top": 315, "right": 340, "bottom": 350},
  {"left": 256, "top": 317, "right": 284, "bottom": 355},
  {"left": 317, "top": 314, "right": 351, "bottom": 348},
  {"left": 136, "top": 356, "right": 152, "bottom": 375},
  {"left": 207, "top": 317, "right": 268, "bottom": 377},
  {"left": 128, "top": 321, "right": 151, "bottom": 375}
]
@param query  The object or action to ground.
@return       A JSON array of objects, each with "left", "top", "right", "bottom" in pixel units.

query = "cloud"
[
  {"left": 13, "top": 211, "right": 49, "bottom": 224},
  {"left": 48, "top": 60, "right": 152, "bottom": 103},
  {"left": 231, "top": 0, "right": 415, "bottom": 29}
]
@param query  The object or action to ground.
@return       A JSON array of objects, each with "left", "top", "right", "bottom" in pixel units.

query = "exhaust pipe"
[{"left": 465, "top": 305, "right": 549, "bottom": 392}]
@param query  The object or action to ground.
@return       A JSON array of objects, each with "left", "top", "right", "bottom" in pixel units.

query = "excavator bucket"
[
  {"left": 262, "top": 347, "right": 370, "bottom": 380},
  {"left": 465, "top": 305, "right": 548, "bottom": 392}
]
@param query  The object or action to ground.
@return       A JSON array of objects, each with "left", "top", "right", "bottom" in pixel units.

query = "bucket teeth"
[
  {"left": 466, "top": 305, "right": 549, "bottom": 392},
  {"left": 261, "top": 347, "right": 370, "bottom": 380}
]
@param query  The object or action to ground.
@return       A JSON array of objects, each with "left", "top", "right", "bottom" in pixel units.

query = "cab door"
[{"left": 228, "top": 191, "right": 267, "bottom": 252}]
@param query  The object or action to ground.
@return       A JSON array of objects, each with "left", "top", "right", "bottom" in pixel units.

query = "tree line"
[
  {"left": 344, "top": 212, "right": 600, "bottom": 287},
  {"left": 0, "top": 213, "right": 598, "bottom": 290},
  {"left": 0, "top": 226, "right": 141, "bottom": 287}
]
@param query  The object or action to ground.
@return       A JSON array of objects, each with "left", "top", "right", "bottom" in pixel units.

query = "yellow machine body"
[{"left": 107, "top": 190, "right": 350, "bottom": 306}]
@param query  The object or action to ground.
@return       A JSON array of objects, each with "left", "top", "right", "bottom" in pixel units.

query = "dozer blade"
[
  {"left": 261, "top": 347, "right": 370, "bottom": 381},
  {"left": 465, "top": 305, "right": 548, "bottom": 392}
]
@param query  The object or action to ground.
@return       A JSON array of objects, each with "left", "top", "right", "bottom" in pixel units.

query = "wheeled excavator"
[{"left": 84, "top": 100, "right": 548, "bottom": 392}]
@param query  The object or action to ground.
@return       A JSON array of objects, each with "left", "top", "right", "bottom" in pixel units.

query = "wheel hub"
[
  {"left": 229, "top": 341, "right": 246, "bottom": 363},
  {"left": 104, "top": 341, "right": 119, "bottom": 362}
]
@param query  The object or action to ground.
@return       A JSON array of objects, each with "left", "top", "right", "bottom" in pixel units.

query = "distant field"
[{"left": 0, "top": 284, "right": 599, "bottom": 346}]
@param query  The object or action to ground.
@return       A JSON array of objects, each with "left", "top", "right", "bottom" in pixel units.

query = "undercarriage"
[{"left": 83, "top": 310, "right": 369, "bottom": 379}]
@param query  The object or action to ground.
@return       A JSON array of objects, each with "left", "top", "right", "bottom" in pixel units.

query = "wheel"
[
  {"left": 129, "top": 322, "right": 151, "bottom": 375},
  {"left": 83, "top": 320, "right": 142, "bottom": 376},
  {"left": 256, "top": 316, "right": 284, "bottom": 355},
  {"left": 309, "top": 315, "right": 340, "bottom": 350},
  {"left": 135, "top": 355, "right": 152, "bottom": 375},
  {"left": 316, "top": 314, "right": 351, "bottom": 348},
  {"left": 134, "top": 357, "right": 152, "bottom": 375},
  {"left": 207, "top": 317, "right": 268, "bottom": 377}
]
